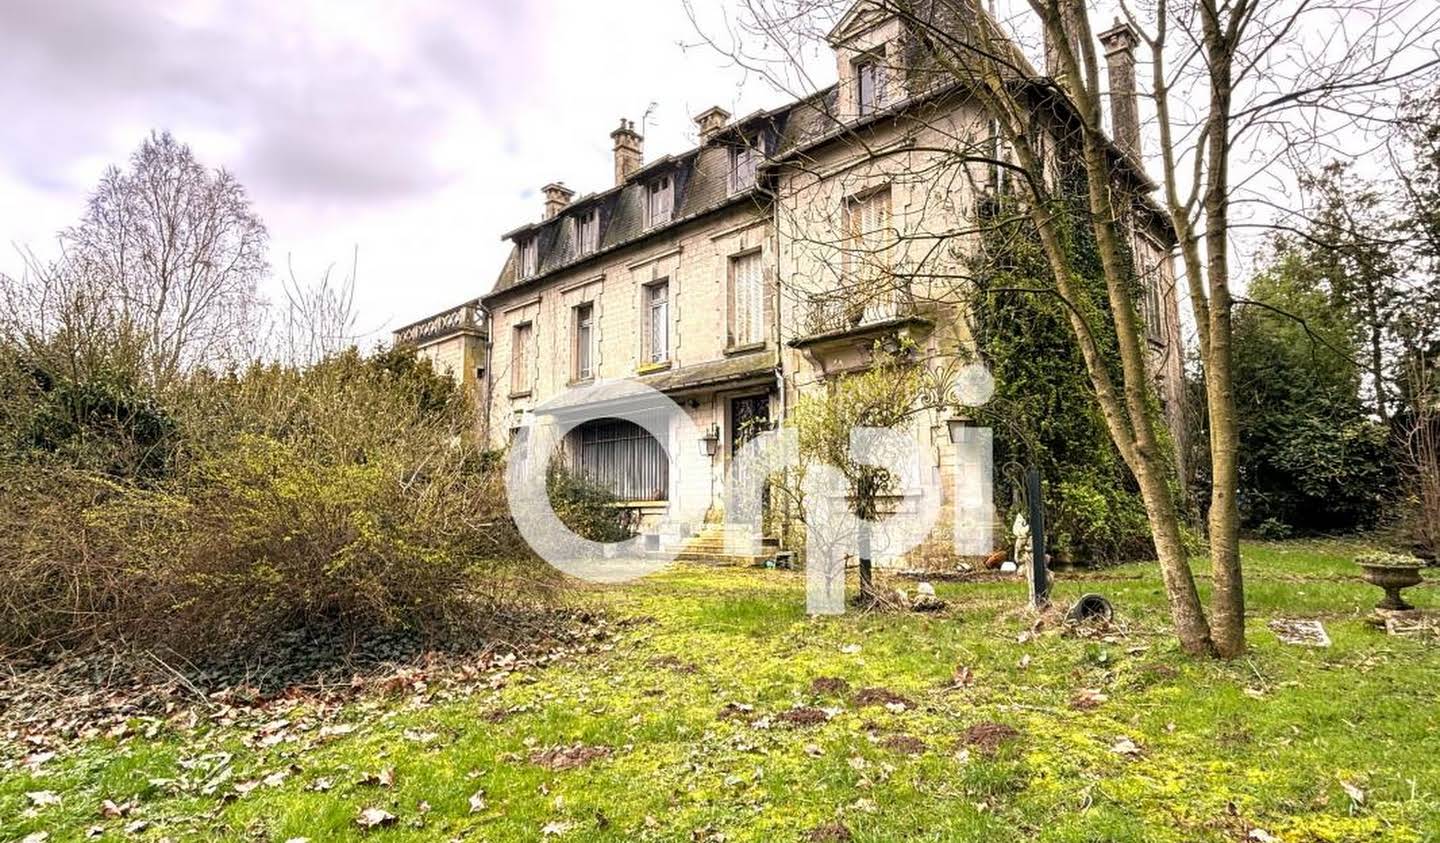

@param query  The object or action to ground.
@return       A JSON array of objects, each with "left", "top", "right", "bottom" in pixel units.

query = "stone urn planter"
[{"left": 1356, "top": 552, "right": 1425, "bottom": 611}]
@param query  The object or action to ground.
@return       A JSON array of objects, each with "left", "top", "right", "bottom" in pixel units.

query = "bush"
[
  {"left": 0, "top": 347, "right": 552, "bottom": 658},
  {"left": 546, "top": 463, "right": 639, "bottom": 544}
]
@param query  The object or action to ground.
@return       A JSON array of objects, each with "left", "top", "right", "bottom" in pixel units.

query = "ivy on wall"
[{"left": 966, "top": 182, "right": 1162, "bottom": 563}]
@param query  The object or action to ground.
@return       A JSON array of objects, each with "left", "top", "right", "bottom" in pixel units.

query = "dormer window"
[
  {"left": 517, "top": 236, "right": 538, "bottom": 279},
  {"left": 728, "top": 144, "right": 759, "bottom": 194},
  {"left": 646, "top": 175, "right": 674, "bottom": 228},
  {"left": 856, "top": 56, "right": 886, "bottom": 116},
  {"left": 574, "top": 208, "right": 599, "bottom": 256}
]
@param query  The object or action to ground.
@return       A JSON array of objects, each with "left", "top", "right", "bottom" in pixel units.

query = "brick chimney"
[
  {"left": 541, "top": 182, "right": 575, "bottom": 219},
  {"left": 1098, "top": 19, "right": 1141, "bottom": 161},
  {"left": 694, "top": 106, "right": 731, "bottom": 143},
  {"left": 609, "top": 118, "right": 643, "bottom": 186}
]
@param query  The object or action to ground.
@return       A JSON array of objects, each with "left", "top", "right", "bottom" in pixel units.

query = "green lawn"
[{"left": 4, "top": 540, "right": 1439, "bottom": 842}]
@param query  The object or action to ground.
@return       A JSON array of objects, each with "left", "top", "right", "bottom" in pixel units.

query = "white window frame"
[
  {"left": 843, "top": 186, "right": 892, "bottom": 282},
  {"left": 511, "top": 321, "right": 533, "bottom": 394},
  {"left": 517, "top": 237, "right": 538, "bottom": 279},
  {"left": 646, "top": 175, "right": 674, "bottom": 228},
  {"left": 645, "top": 280, "right": 670, "bottom": 363},
  {"left": 573, "top": 302, "right": 595, "bottom": 381},
  {"left": 729, "top": 251, "right": 765, "bottom": 348},
  {"left": 856, "top": 56, "right": 886, "bottom": 116},
  {"left": 728, "top": 144, "right": 758, "bottom": 194},
  {"left": 574, "top": 208, "right": 599, "bottom": 256}
]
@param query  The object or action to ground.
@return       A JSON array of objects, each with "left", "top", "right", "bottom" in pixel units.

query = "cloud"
[{"left": 0, "top": 0, "right": 543, "bottom": 200}]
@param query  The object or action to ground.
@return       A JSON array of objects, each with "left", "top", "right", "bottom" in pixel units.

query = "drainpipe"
[
  {"left": 769, "top": 161, "right": 788, "bottom": 548},
  {"left": 480, "top": 306, "right": 493, "bottom": 447}
]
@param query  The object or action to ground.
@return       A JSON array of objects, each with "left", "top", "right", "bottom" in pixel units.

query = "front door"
[
  {"left": 730, "top": 394, "right": 771, "bottom": 455},
  {"left": 729, "top": 395, "right": 772, "bottom": 529}
]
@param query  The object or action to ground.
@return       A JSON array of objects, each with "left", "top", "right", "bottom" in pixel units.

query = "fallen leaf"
[
  {"left": 124, "top": 819, "right": 150, "bottom": 834},
  {"left": 358, "top": 767, "right": 396, "bottom": 788},
  {"left": 541, "top": 819, "right": 575, "bottom": 836},
  {"left": 1110, "top": 737, "right": 1143, "bottom": 757},
  {"left": 839, "top": 644, "right": 862, "bottom": 654},
  {"left": 26, "top": 790, "right": 61, "bottom": 807},
  {"left": 1341, "top": 780, "right": 1366, "bottom": 805},
  {"left": 357, "top": 807, "right": 397, "bottom": 829},
  {"left": 21, "top": 832, "right": 49, "bottom": 843},
  {"left": 1248, "top": 830, "right": 1279, "bottom": 843}
]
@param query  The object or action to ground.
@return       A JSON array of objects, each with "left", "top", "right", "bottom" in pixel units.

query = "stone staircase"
[{"left": 666, "top": 523, "right": 776, "bottom": 567}]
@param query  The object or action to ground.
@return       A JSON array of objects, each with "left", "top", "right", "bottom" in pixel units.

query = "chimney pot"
[
  {"left": 541, "top": 182, "right": 575, "bottom": 220},
  {"left": 694, "top": 106, "right": 732, "bottom": 143},
  {"left": 1098, "top": 20, "right": 1142, "bottom": 161},
  {"left": 609, "top": 118, "right": 644, "bottom": 187}
]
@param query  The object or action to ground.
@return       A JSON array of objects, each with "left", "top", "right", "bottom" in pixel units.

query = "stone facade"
[{"left": 394, "top": 1, "right": 1188, "bottom": 567}]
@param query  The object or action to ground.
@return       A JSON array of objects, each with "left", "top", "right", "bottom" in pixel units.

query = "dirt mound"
[
  {"left": 960, "top": 722, "right": 1021, "bottom": 755},
  {"left": 880, "top": 733, "right": 926, "bottom": 755},
  {"left": 809, "top": 676, "right": 851, "bottom": 696},
  {"left": 778, "top": 706, "right": 830, "bottom": 726},
  {"left": 853, "top": 687, "right": 915, "bottom": 709},
  {"left": 528, "top": 743, "right": 611, "bottom": 771},
  {"left": 806, "top": 821, "right": 853, "bottom": 841}
]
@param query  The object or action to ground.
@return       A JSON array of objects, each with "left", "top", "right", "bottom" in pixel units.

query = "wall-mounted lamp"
[
  {"left": 700, "top": 423, "right": 721, "bottom": 457},
  {"left": 946, "top": 415, "right": 977, "bottom": 444}
]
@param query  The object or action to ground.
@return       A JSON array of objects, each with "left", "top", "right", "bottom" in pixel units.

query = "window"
[
  {"left": 856, "top": 57, "right": 885, "bottom": 115},
  {"left": 568, "top": 418, "right": 669, "bottom": 501},
  {"left": 646, "top": 176, "right": 674, "bottom": 227},
  {"left": 843, "top": 187, "right": 893, "bottom": 281},
  {"left": 517, "top": 237, "right": 538, "bottom": 279},
  {"left": 645, "top": 280, "right": 670, "bottom": 363},
  {"left": 1139, "top": 256, "right": 1166, "bottom": 342},
  {"left": 728, "top": 144, "right": 758, "bottom": 193},
  {"left": 510, "top": 321, "right": 533, "bottom": 394},
  {"left": 573, "top": 303, "right": 594, "bottom": 381},
  {"left": 574, "top": 208, "right": 599, "bottom": 256},
  {"left": 729, "top": 251, "right": 765, "bottom": 347}
]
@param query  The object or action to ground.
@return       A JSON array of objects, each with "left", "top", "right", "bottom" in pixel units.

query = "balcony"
[
  {"left": 393, "top": 300, "right": 486, "bottom": 346},
  {"left": 790, "top": 289, "right": 927, "bottom": 349}
]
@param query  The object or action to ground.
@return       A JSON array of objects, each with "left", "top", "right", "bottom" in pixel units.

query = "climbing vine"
[{"left": 966, "top": 179, "right": 1161, "bottom": 563}]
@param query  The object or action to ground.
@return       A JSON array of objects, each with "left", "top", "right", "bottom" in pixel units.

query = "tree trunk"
[
  {"left": 1133, "top": 452, "right": 1216, "bottom": 655},
  {"left": 1200, "top": 4, "right": 1246, "bottom": 658}
]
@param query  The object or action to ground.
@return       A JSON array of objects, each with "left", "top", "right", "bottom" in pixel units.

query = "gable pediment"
[{"left": 826, "top": 1, "right": 890, "bottom": 45}]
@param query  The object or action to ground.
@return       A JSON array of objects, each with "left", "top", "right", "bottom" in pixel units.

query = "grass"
[{"left": 4, "top": 539, "right": 1439, "bottom": 841}]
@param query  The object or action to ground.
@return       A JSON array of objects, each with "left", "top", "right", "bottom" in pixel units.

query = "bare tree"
[
  {"left": 56, "top": 131, "right": 268, "bottom": 385},
  {"left": 707, "top": 0, "right": 1439, "bottom": 656},
  {"left": 273, "top": 250, "right": 361, "bottom": 366}
]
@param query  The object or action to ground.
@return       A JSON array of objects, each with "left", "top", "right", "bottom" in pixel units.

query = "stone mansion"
[{"left": 392, "top": 1, "right": 1185, "bottom": 565}]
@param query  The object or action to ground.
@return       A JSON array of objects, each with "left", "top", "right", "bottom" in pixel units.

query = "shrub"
[
  {"left": 0, "top": 347, "right": 553, "bottom": 658},
  {"left": 546, "top": 463, "right": 639, "bottom": 544}
]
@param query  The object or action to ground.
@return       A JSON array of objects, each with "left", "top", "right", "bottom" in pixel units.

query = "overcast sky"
[{"left": 0, "top": 0, "right": 839, "bottom": 345}]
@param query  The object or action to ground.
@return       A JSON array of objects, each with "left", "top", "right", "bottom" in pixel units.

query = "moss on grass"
[{"left": 3, "top": 540, "right": 1438, "bottom": 841}]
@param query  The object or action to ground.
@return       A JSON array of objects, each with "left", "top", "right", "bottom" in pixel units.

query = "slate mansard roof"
[
  {"left": 484, "top": 89, "right": 844, "bottom": 302},
  {"left": 482, "top": 1, "right": 1171, "bottom": 304}
]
